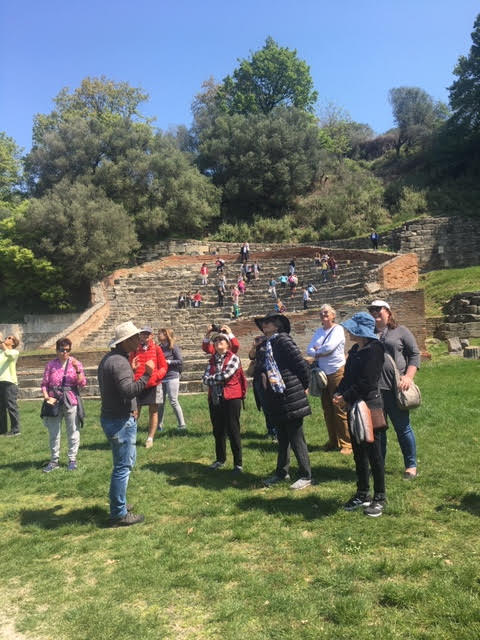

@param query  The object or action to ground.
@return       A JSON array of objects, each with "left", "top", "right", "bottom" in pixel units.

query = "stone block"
[
  {"left": 463, "top": 346, "right": 480, "bottom": 359},
  {"left": 447, "top": 337, "right": 463, "bottom": 354},
  {"left": 460, "top": 338, "right": 470, "bottom": 349},
  {"left": 364, "top": 281, "right": 381, "bottom": 294}
]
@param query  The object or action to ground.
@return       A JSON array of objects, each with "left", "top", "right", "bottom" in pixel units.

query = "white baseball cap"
[{"left": 368, "top": 300, "right": 391, "bottom": 310}]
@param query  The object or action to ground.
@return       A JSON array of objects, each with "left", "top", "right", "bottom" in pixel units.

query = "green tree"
[
  {"left": 389, "top": 87, "right": 448, "bottom": 154},
  {"left": 296, "top": 159, "right": 389, "bottom": 238},
  {"left": 0, "top": 132, "right": 23, "bottom": 202},
  {"left": 16, "top": 180, "right": 138, "bottom": 289},
  {"left": 217, "top": 37, "right": 318, "bottom": 115},
  {"left": 449, "top": 14, "right": 480, "bottom": 132},
  {"left": 197, "top": 107, "right": 328, "bottom": 219},
  {"left": 26, "top": 77, "right": 220, "bottom": 242}
]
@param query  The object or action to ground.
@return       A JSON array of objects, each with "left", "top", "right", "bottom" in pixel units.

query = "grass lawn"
[
  {"left": 419, "top": 266, "right": 480, "bottom": 317},
  {"left": 1, "top": 357, "right": 479, "bottom": 640}
]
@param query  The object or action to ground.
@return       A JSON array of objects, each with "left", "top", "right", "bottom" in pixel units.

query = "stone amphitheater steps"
[{"left": 84, "top": 257, "right": 375, "bottom": 349}]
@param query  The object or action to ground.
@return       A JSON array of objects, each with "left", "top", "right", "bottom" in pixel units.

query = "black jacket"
[
  {"left": 261, "top": 333, "right": 311, "bottom": 424},
  {"left": 336, "top": 339, "right": 385, "bottom": 409}
]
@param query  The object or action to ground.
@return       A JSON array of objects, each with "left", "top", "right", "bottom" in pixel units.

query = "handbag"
[
  {"left": 349, "top": 400, "right": 374, "bottom": 444},
  {"left": 309, "top": 366, "right": 328, "bottom": 396},
  {"left": 385, "top": 354, "right": 421, "bottom": 410},
  {"left": 40, "top": 399, "right": 60, "bottom": 418},
  {"left": 40, "top": 357, "right": 70, "bottom": 419}
]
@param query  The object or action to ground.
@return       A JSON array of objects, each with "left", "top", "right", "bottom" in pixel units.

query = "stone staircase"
[
  {"left": 17, "top": 252, "right": 380, "bottom": 399},
  {"left": 84, "top": 255, "right": 376, "bottom": 350}
]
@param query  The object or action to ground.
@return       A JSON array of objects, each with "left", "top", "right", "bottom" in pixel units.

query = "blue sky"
[{"left": 1, "top": 0, "right": 478, "bottom": 152}]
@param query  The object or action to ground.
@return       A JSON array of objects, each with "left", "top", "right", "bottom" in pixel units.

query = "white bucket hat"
[{"left": 109, "top": 321, "right": 142, "bottom": 348}]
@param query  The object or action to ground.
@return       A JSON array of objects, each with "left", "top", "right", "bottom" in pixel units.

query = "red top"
[
  {"left": 130, "top": 338, "right": 167, "bottom": 388},
  {"left": 206, "top": 351, "right": 246, "bottom": 400}
]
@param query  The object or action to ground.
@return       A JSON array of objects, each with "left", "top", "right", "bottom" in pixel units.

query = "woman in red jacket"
[
  {"left": 129, "top": 327, "right": 167, "bottom": 448},
  {"left": 202, "top": 333, "right": 246, "bottom": 473}
]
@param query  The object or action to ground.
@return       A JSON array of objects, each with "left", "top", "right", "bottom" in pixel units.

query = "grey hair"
[{"left": 320, "top": 304, "right": 336, "bottom": 318}]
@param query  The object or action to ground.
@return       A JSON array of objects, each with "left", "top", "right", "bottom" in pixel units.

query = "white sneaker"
[
  {"left": 290, "top": 478, "right": 312, "bottom": 490},
  {"left": 209, "top": 461, "right": 225, "bottom": 470}
]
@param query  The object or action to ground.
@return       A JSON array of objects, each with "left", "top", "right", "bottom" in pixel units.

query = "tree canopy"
[
  {"left": 449, "top": 13, "right": 480, "bottom": 132},
  {"left": 216, "top": 37, "right": 318, "bottom": 115}
]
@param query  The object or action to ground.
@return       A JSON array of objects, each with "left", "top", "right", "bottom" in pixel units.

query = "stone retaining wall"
[{"left": 325, "top": 216, "right": 480, "bottom": 272}]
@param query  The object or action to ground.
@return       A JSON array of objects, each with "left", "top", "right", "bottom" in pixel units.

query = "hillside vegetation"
[
  {"left": 420, "top": 266, "right": 480, "bottom": 317},
  {"left": 1, "top": 16, "right": 480, "bottom": 315}
]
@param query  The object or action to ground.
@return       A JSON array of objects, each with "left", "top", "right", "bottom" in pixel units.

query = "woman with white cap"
[
  {"left": 333, "top": 312, "right": 386, "bottom": 517},
  {"left": 368, "top": 300, "right": 420, "bottom": 479}
]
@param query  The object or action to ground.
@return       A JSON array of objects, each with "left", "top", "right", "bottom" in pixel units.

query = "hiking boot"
[
  {"left": 108, "top": 512, "right": 145, "bottom": 528},
  {"left": 290, "top": 477, "right": 312, "bottom": 491},
  {"left": 344, "top": 493, "right": 372, "bottom": 511},
  {"left": 263, "top": 473, "right": 290, "bottom": 487},
  {"left": 364, "top": 499, "right": 385, "bottom": 518},
  {"left": 42, "top": 461, "right": 59, "bottom": 473},
  {"left": 209, "top": 461, "right": 225, "bottom": 470},
  {"left": 67, "top": 460, "right": 78, "bottom": 471},
  {"left": 145, "top": 437, "right": 153, "bottom": 449}
]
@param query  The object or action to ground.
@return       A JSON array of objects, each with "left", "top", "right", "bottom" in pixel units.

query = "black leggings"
[
  {"left": 209, "top": 398, "right": 242, "bottom": 467},
  {"left": 349, "top": 424, "right": 386, "bottom": 497}
]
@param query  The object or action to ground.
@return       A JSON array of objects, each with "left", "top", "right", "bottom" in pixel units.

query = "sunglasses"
[
  {"left": 368, "top": 307, "right": 383, "bottom": 313},
  {"left": 58, "top": 348, "right": 71, "bottom": 353}
]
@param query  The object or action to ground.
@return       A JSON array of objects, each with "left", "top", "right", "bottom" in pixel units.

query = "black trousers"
[
  {"left": 209, "top": 398, "right": 242, "bottom": 467},
  {"left": 349, "top": 425, "right": 385, "bottom": 498},
  {"left": 0, "top": 382, "right": 20, "bottom": 434},
  {"left": 276, "top": 418, "right": 311, "bottom": 479}
]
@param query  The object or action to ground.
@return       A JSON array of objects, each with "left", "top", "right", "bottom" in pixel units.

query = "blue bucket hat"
[{"left": 341, "top": 312, "right": 378, "bottom": 340}]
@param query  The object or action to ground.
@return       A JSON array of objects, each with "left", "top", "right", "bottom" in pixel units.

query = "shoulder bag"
[
  {"left": 308, "top": 327, "right": 335, "bottom": 396},
  {"left": 385, "top": 353, "right": 422, "bottom": 410}
]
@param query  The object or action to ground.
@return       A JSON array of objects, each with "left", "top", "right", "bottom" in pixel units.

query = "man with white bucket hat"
[{"left": 98, "top": 321, "right": 154, "bottom": 527}]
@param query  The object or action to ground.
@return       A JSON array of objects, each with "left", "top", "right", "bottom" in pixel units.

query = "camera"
[{"left": 211, "top": 323, "right": 221, "bottom": 333}]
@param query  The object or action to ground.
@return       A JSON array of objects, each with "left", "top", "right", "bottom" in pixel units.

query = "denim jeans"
[
  {"left": 101, "top": 416, "right": 137, "bottom": 519},
  {"left": 380, "top": 389, "right": 417, "bottom": 469}
]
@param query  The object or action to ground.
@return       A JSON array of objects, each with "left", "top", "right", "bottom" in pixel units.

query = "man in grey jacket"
[{"left": 98, "top": 321, "right": 154, "bottom": 527}]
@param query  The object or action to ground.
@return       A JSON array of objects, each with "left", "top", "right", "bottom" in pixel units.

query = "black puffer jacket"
[
  {"left": 336, "top": 339, "right": 384, "bottom": 410},
  {"left": 262, "top": 333, "right": 311, "bottom": 424}
]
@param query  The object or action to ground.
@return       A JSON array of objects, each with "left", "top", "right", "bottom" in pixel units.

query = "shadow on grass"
[
  {"left": 311, "top": 464, "right": 356, "bottom": 483},
  {"left": 143, "top": 461, "right": 258, "bottom": 490},
  {"left": 237, "top": 495, "right": 338, "bottom": 520},
  {"left": 436, "top": 493, "right": 480, "bottom": 517},
  {"left": 20, "top": 505, "right": 107, "bottom": 529},
  {"left": 80, "top": 441, "right": 111, "bottom": 451},
  {"left": 0, "top": 461, "right": 42, "bottom": 471}
]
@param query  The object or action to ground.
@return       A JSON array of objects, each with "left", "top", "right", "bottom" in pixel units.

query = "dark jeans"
[
  {"left": 350, "top": 424, "right": 386, "bottom": 498},
  {"left": 380, "top": 389, "right": 417, "bottom": 469},
  {"left": 276, "top": 418, "right": 311, "bottom": 479},
  {"left": 0, "top": 382, "right": 20, "bottom": 434},
  {"left": 209, "top": 398, "right": 242, "bottom": 467}
]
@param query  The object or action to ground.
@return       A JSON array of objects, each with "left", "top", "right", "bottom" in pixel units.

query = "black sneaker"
[
  {"left": 108, "top": 512, "right": 145, "bottom": 527},
  {"left": 344, "top": 493, "right": 372, "bottom": 511},
  {"left": 364, "top": 500, "right": 385, "bottom": 518},
  {"left": 6, "top": 431, "right": 21, "bottom": 437}
]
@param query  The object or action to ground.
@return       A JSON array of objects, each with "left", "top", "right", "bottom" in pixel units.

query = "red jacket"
[
  {"left": 130, "top": 338, "right": 167, "bottom": 389},
  {"left": 206, "top": 351, "right": 246, "bottom": 401}
]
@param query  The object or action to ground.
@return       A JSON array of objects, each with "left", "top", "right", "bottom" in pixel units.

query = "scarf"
[{"left": 265, "top": 335, "right": 286, "bottom": 394}]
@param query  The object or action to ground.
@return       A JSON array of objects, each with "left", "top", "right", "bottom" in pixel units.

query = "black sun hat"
[{"left": 254, "top": 312, "right": 291, "bottom": 334}]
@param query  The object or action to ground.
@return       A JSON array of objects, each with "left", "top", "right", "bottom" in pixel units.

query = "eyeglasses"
[
  {"left": 368, "top": 307, "right": 382, "bottom": 313},
  {"left": 58, "top": 348, "right": 71, "bottom": 353}
]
